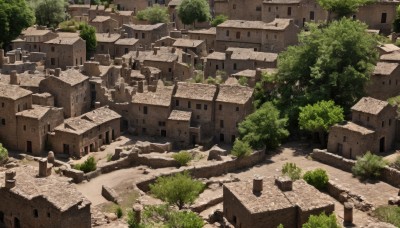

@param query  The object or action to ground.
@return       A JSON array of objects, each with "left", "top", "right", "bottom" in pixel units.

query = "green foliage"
[
  {"left": 277, "top": 224, "right": 284, "bottom": 228},
  {"left": 127, "top": 210, "right": 146, "bottom": 228},
  {"left": 172, "top": 151, "right": 193, "bottom": 167},
  {"left": 0, "top": 0, "right": 35, "bottom": 49},
  {"left": 231, "top": 139, "right": 252, "bottom": 158},
  {"left": 352, "top": 152, "right": 387, "bottom": 179},
  {"left": 373, "top": 206, "right": 400, "bottom": 227},
  {"left": 150, "top": 172, "right": 205, "bottom": 209},
  {"left": 35, "top": 0, "right": 66, "bottom": 28},
  {"left": 115, "top": 206, "right": 123, "bottom": 218},
  {"left": 191, "top": 72, "right": 204, "bottom": 83},
  {"left": 282, "top": 162, "right": 302, "bottom": 181},
  {"left": 0, "top": 143, "right": 8, "bottom": 164},
  {"left": 74, "top": 156, "right": 97, "bottom": 173},
  {"left": 167, "top": 210, "right": 204, "bottom": 228},
  {"left": 253, "top": 71, "right": 277, "bottom": 109},
  {"left": 394, "top": 6, "right": 400, "bottom": 33},
  {"left": 106, "top": 153, "right": 113, "bottom": 162},
  {"left": 238, "top": 102, "right": 289, "bottom": 150},
  {"left": 178, "top": 0, "right": 211, "bottom": 25},
  {"left": 302, "top": 213, "right": 340, "bottom": 228},
  {"left": 303, "top": 168, "right": 329, "bottom": 190},
  {"left": 211, "top": 14, "right": 228, "bottom": 27},
  {"left": 58, "top": 20, "right": 86, "bottom": 32},
  {"left": 205, "top": 76, "right": 223, "bottom": 85},
  {"left": 238, "top": 77, "right": 248, "bottom": 86},
  {"left": 136, "top": 4, "right": 169, "bottom": 24},
  {"left": 276, "top": 19, "right": 378, "bottom": 129},
  {"left": 79, "top": 24, "right": 97, "bottom": 59},
  {"left": 317, "top": 0, "right": 372, "bottom": 18}
]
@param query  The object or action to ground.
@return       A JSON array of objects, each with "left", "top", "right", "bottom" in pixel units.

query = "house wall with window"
[{"left": 214, "top": 0, "right": 262, "bottom": 21}]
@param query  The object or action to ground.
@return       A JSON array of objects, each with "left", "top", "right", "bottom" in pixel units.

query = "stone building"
[
  {"left": 328, "top": 97, "right": 397, "bottom": 159},
  {"left": 173, "top": 38, "right": 208, "bottom": 64},
  {"left": 215, "top": 85, "right": 253, "bottom": 144},
  {"left": 17, "top": 27, "right": 58, "bottom": 53},
  {"left": 0, "top": 71, "right": 46, "bottom": 93},
  {"left": 214, "top": 0, "right": 263, "bottom": 21},
  {"left": 90, "top": 16, "right": 119, "bottom": 33},
  {"left": 95, "top": 33, "right": 122, "bottom": 58},
  {"left": 114, "top": 38, "right": 140, "bottom": 57},
  {"left": 0, "top": 166, "right": 91, "bottom": 228},
  {"left": 114, "top": 0, "right": 165, "bottom": 12},
  {"left": 67, "top": 4, "right": 91, "bottom": 18},
  {"left": 223, "top": 176, "right": 334, "bottom": 228},
  {"left": 216, "top": 19, "right": 300, "bottom": 53},
  {"left": 122, "top": 23, "right": 169, "bottom": 49},
  {"left": 366, "top": 62, "right": 400, "bottom": 100},
  {"left": 166, "top": 110, "right": 192, "bottom": 148},
  {"left": 39, "top": 69, "right": 91, "bottom": 118},
  {"left": 43, "top": 37, "right": 86, "bottom": 70},
  {"left": 188, "top": 27, "right": 217, "bottom": 52},
  {"left": 49, "top": 106, "right": 121, "bottom": 157}
]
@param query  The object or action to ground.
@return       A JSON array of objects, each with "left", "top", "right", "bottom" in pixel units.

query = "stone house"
[
  {"left": 188, "top": 27, "right": 217, "bottom": 52},
  {"left": 39, "top": 69, "right": 91, "bottom": 118},
  {"left": 18, "top": 27, "right": 58, "bottom": 53},
  {"left": 155, "top": 36, "right": 177, "bottom": 47},
  {"left": 173, "top": 39, "right": 208, "bottom": 64},
  {"left": 90, "top": 16, "right": 119, "bottom": 33},
  {"left": 67, "top": 4, "right": 91, "bottom": 18},
  {"left": 0, "top": 71, "right": 46, "bottom": 93},
  {"left": 216, "top": 19, "right": 300, "bottom": 53},
  {"left": 0, "top": 84, "right": 32, "bottom": 150},
  {"left": 114, "top": 0, "right": 165, "bottom": 12},
  {"left": 214, "top": 85, "right": 254, "bottom": 144},
  {"left": 15, "top": 105, "right": 64, "bottom": 155},
  {"left": 88, "top": 5, "right": 107, "bottom": 21},
  {"left": 366, "top": 62, "right": 400, "bottom": 100},
  {"left": 0, "top": 166, "right": 91, "bottom": 228},
  {"left": 166, "top": 110, "right": 192, "bottom": 148},
  {"left": 114, "top": 38, "right": 140, "bottom": 57},
  {"left": 43, "top": 37, "right": 86, "bottom": 70},
  {"left": 112, "top": 11, "right": 135, "bottom": 26},
  {"left": 214, "top": 0, "right": 263, "bottom": 21},
  {"left": 327, "top": 97, "right": 397, "bottom": 159},
  {"left": 122, "top": 23, "right": 169, "bottom": 49},
  {"left": 168, "top": 0, "right": 184, "bottom": 30},
  {"left": 95, "top": 33, "right": 122, "bottom": 58},
  {"left": 49, "top": 106, "right": 121, "bottom": 157}
]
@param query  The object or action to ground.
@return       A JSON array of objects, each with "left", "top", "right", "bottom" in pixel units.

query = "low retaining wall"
[
  {"left": 312, "top": 149, "right": 400, "bottom": 188},
  {"left": 327, "top": 180, "right": 373, "bottom": 212}
]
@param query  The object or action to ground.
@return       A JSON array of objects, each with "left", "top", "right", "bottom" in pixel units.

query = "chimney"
[
  {"left": 108, "top": 32, "right": 111, "bottom": 38},
  {"left": 275, "top": 176, "right": 293, "bottom": 192},
  {"left": 54, "top": 68, "right": 61, "bottom": 77},
  {"left": 95, "top": 102, "right": 101, "bottom": 109},
  {"left": 137, "top": 80, "right": 144, "bottom": 93},
  {"left": 171, "top": 47, "right": 176, "bottom": 53},
  {"left": 153, "top": 47, "right": 159, "bottom": 55},
  {"left": 255, "top": 68, "right": 262, "bottom": 82},
  {"left": 253, "top": 175, "right": 263, "bottom": 194},
  {"left": 226, "top": 50, "right": 233, "bottom": 60},
  {"left": 392, "top": 32, "right": 398, "bottom": 43},
  {"left": 5, "top": 170, "right": 16, "bottom": 189},
  {"left": 10, "top": 70, "right": 19, "bottom": 85},
  {"left": 136, "top": 49, "right": 140, "bottom": 58},
  {"left": 38, "top": 158, "right": 52, "bottom": 177}
]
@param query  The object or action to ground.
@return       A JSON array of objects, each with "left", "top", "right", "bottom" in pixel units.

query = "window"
[
  {"left": 144, "top": 106, "right": 148, "bottom": 114},
  {"left": 101, "top": 45, "right": 104, "bottom": 51},
  {"left": 125, "top": 48, "right": 129, "bottom": 54},
  {"left": 1, "top": 103, "right": 4, "bottom": 108},
  {"left": 247, "top": 32, "right": 250, "bottom": 37},
  {"left": 142, "top": 33, "right": 145, "bottom": 39},
  {"left": 233, "top": 63, "right": 237, "bottom": 70},
  {"left": 256, "top": 6, "right": 261, "bottom": 11},
  {"left": 236, "top": 107, "right": 239, "bottom": 111},
  {"left": 219, "top": 104, "right": 222, "bottom": 110},
  {"left": 169, "top": 68, "right": 172, "bottom": 72},
  {"left": 142, "top": 128, "right": 146, "bottom": 133},
  {"left": 367, "top": 116, "right": 370, "bottom": 122},
  {"left": 268, "top": 7, "right": 271, "bottom": 12},
  {"left": 159, "top": 121, "right": 166, "bottom": 126},
  {"left": 216, "top": 64, "right": 219, "bottom": 70},
  {"left": 188, "top": 101, "right": 191, "bottom": 108},
  {"left": 196, "top": 104, "right": 201, "bottom": 109},
  {"left": 33, "top": 209, "right": 38, "bottom": 218},
  {"left": 288, "top": 7, "right": 292, "bottom": 16},
  {"left": 1, "top": 119, "right": 5, "bottom": 125},
  {"left": 135, "top": 33, "right": 138, "bottom": 39},
  {"left": 226, "top": 30, "right": 230, "bottom": 37},
  {"left": 196, "top": 115, "right": 200, "bottom": 120},
  {"left": 233, "top": 4, "right": 236, "bottom": 9},
  {"left": 310, "top": 11, "right": 315, "bottom": 20},
  {"left": 51, "top": 47, "right": 55, "bottom": 52},
  {"left": 220, "top": 120, "right": 224, "bottom": 128},
  {"left": 23, "top": 125, "right": 26, "bottom": 131},
  {"left": 381, "top": 13, "right": 387, "bottom": 23},
  {"left": 51, "top": 58, "right": 55, "bottom": 65},
  {"left": 236, "top": 32, "right": 240, "bottom": 39},
  {"left": 389, "top": 119, "right": 392, "bottom": 126},
  {"left": 343, "top": 136, "right": 346, "bottom": 142},
  {"left": 176, "top": 99, "right": 180, "bottom": 106},
  {"left": 204, "top": 104, "right": 208, "bottom": 110},
  {"left": 34, "top": 44, "right": 37, "bottom": 49},
  {"left": 382, "top": 121, "right": 385, "bottom": 127}
]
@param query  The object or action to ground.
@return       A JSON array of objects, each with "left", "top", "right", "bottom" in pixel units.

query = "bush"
[
  {"left": 238, "top": 76, "right": 248, "bottom": 86},
  {"left": 74, "top": 156, "right": 97, "bottom": 173},
  {"left": 211, "top": 14, "right": 228, "bottom": 27},
  {"left": 389, "top": 156, "right": 400, "bottom": 171},
  {"left": 115, "top": 206, "right": 123, "bottom": 218},
  {"left": 106, "top": 153, "right": 113, "bottom": 162},
  {"left": 373, "top": 205, "right": 400, "bottom": 227},
  {"left": 139, "top": 204, "right": 203, "bottom": 227},
  {"left": 303, "top": 168, "right": 329, "bottom": 190},
  {"left": 136, "top": 4, "right": 169, "bottom": 24},
  {"left": 231, "top": 139, "right": 252, "bottom": 158},
  {"left": 352, "top": 151, "right": 386, "bottom": 179},
  {"left": 168, "top": 210, "right": 204, "bottom": 228},
  {"left": 126, "top": 210, "right": 145, "bottom": 228},
  {"left": 0, "top": 143, "right": 8, "bottom": 164},
  {"left": 172, "top": 151, "right": 193, "bottom": 166},
  {"left": 282, "top": 162, "right": 302, "bottom": 180},
  {"left": 302, "top": 213, "right": 339, "bottom": 228}
]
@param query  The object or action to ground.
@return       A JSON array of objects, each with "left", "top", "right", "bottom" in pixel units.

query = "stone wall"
[{"left": 381, "top": 167, "right": 400, "bottom": 187}]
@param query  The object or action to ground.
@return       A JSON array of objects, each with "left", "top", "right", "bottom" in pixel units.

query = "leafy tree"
[
  {"left": 302, "top": 213, "right": 339, "bottom": 228},
  {"left": 35, "top": 0, "right": 66, "bottom": 28},
  {"left": 282, "top": 162, "right": 302, "bottom": 180},
  {"left": 167, "top": 210, "right": 204, "bottom": 228},
  {"left": 317, "top": 0, "right": 373, "bottom": 19},
  {"left": 253, "top": 71, "right": 277, "bottom": 109},
  {"left": 394, "top": 6, "right": 400, "bottom": 33},
  {"left": 276, "top": 19, "right": 378, "bottom": 128},
  {"left": 303, "top": 168, "right": 329, "bottom": 190},
  {"left": 0, "top": 0, "right": 35, "bottom": 49},
  {"left": 231, "top": 139, "right": 252, "bottom": 158},
  {"left": 352, "top": 151, "right": 387, "bottom": 179},
  {"left": 149, "top": 172, "right": 205, "bottom": 209},
  {"left": 136, "top": 4, "right": 169, "bottom": 24},
  {"left": 298, "top": 100, "right": 344, "bottom": 145},
  {"left": 211, "top": 14, "right": 228, "bottom": 27},
  {"left": 79, "top": 24, "right": 97, "bottom": 59},
  {"left": 178, "top": 0, "right": 211, "bottom": 26},
  {"left": 0, "top": 143, "right": 8, "bottom": 165},
  {"left": 74, "top": 156, "right": 97, "bottom": 173},
  {"left": 172, "top": 151, "right": 193, "bottom": 167},
  {"left": 238, "top": 102, "right": 289, "bottom": 150}
]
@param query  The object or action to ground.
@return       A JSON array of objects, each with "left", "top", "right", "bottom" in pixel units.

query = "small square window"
[
  {"left": 204, "top": 104, "right": 208, "bottom": 110},
  {"left": 175, "top": 100, "right": 180, "bottom": 106},
  {"left": 236, "top": 107, "right": 239, "bottom": 111}
]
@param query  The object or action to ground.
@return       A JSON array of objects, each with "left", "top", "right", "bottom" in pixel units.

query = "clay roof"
[
  {"left": 174, "top": 82, "right": 217, "bottom": 101},
  {"left": 188, "top": 27, "right": 216, "bottom": 35},
  {"left": 132, "top": 86, "right": 173, "bottom": 107},
  {"left": 232, "top": 69, "right": 257, "bottom": 78},
  {"left": 378, "top": 44, "right": 400, "bottom": 53},
  {"left": 91, "top": 16, "right": 114, "bottom": 23},
  {"left": 173, "top": 39, "right": 204, "bottom": 48},
  {"left": 124, "top": 23, "right": 164, "bottom": 31},
  {"left": 380, "top": 52, "right": 400, "bottom": 62},
  {"left": 96, "top": 33, "right": 121, "bottom": 43},
  {"left": 22, "top": 28, "right": 53, "bottom": 36},
  {"left": 333, "top": 122, "right": 375, "bottom": 135},
  {"left": 168, "top": 110, "right": 192, "bottom": 121},
  {"left": 68, "top": 4, "right": 90, "bottom": 9},
  {"left": 16, "top": 105, "right": 60, "bottom": 119},
  {"left": 56, "top": 32, "right": 80, "bottom": 38},
  {"left": 205, "top": 51, "right": 226, "bottom": 60},
  {"left": 115, "top": 38, "right": 139, "bottom": 45},
  {"left": 137, "top": 48, "right": 179, "bottom": 63},
  {"left": 45, "top": 37, "right": 82, "bottom": 45},
  {"left": 373, "top": 62, "right": 399, "bottom": 75},
  {"left": 52, "top": 69, "right": 88, "bottom": 86},
  {"left": 0, "top": 166, "right": 91, "bottom": 212},
  {"left": 0, "top": 84, "right": 32, "bottom": 100},
  {"left": 263, "top": 0, "right": 302, "bottom": 4},
  {"left": 228, "top": 47, "right": 278, "bottom": 62},
  {"left": 218, "top": 18, "right": 293, "bottom": 31},
  {"left": 0, "top": 72, "right": 45, "bottom": 88},
  {"left": 216, "top": 85, "right": 254, "bottom": 104},
  {"left": 118, "top": 11, "right": 134, "bottom": 16},
  {"left": 168, "top": 0, "right": 182, "bottom": 6},
  {"left": 351, "top": 97, "right": 389, "bottom": 115}
]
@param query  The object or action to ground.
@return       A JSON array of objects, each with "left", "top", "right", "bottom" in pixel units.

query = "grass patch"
[{"left": 373, "top": 205, "right": 400, "bottom": 227}]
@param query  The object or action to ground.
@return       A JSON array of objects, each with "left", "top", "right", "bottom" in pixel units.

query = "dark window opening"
[
  {"left": 381, "top": 13, "right": 387, "bottom": 23},
  {"left": 33, "top": 209, "right": 38, "bottom": 218},
  {"left": 288, "top": 7, "right": 292, "bottom": 16},
  {"left": 144, "top": 106, "right": 148, "bottom": 114}
]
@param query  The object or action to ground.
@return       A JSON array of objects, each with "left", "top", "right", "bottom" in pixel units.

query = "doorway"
[
  {"left": 380, "top": 137, "right": 385, "bottom": 152},
  {"left": 337, "top": 143, "right": 343, "bottom": 155},
  {"left": 26, "top": 141, "right": 32, "bottom": 153},
  {"left": 161, "top": 130, "right": 166, "bottom": 137},
  {"left": 63, "top": 144, "right": 70, "bottom": 154},
  {"left": 105, "top": 131, "right": 110, "bottom": 144},
  {"left": 14, "top": 217, "right": 20, "bottom": 228}
]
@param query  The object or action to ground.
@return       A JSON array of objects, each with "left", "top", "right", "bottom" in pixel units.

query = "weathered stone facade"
[{"left": 43, "top": 37, "right": 86, "bottom": 70}]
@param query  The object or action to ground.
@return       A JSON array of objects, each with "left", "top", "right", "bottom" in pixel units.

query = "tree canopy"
[
  {"left": 136, "top": 4, "right": 169, "bottom": 24},
  {"left": 302, "top": 213, "right": 340, "bottom": 228},
  {"left": 211, "top": 14, "right": 228, "bottom": 27},
  {"left": 276, "top": 18, "right": 378, "bottom": 128},
  {"left": 317, "top": 0, "right": 373, "bottom": 18},
  {"left": 0, "top": 0, "right": 35, "bottom": 49},
  {"left": 79, "top": 24, "right": 97, "bottom": 59},
  {"left": 238, "top": 102, "right": 289, "bottom": 150},
  {"left": 178, "top": 0, "right": 211, "bottom": 25},
  {"left": 34, "top": 0, "right": 66, "bottom": 28}
]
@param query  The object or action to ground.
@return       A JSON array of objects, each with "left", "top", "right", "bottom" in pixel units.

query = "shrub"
[
  {"left": 303, "top": 168, "right": 329, "bottom": 190},
  {"left": 211, "top": 14, "right": 228, "bottom": 27},
  {"left": 126, "top": 210, "right": 145, "bottom": 228},
  {"left": 168, "top": 210, "right": 204, "bottom": 228},
  {"left": 352, "top": 151, "right": 386, "bottom": 179},
  {"left": 115, "top": 206, "right": 123, "bottom": 218},
  {"left": 74, "top": 156, "right": 97, "bottom": 173},
  {"left": 0, "top": 143, "right": 8, "bottom": 164},
  {"left": 390, "top": 156, "right": 400, "bottom": 171},
  {"left": 302, "top": 213, "right": 339, "bottom": 228},
  {"left": 106, "top": 153, "right": 113, "bottom": 162},
  {"left": 373, "top": 205, "right": 400, "bottom": 227},
  {"left": 172, "top": 151, "right": 193, "bottom": 166},
  {"left": 238, "top": 76, "right": 248, "bottom": 86},
  {"left": 282, "top": 162, "right": 302, "bottom": 180},
  {"left": 231, "top": 139, "right": 252, "bottom": 158}
]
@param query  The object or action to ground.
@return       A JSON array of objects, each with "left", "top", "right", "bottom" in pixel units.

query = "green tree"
[
  {"left": 178, "top": 0, "right": 211, "bottom": 26},
  {"left": 0, "top": 0, "right": 35, "bottom": 49},
  {"left": 231, "top": 139, "right": 252, "bottom": 158},
  {"left": 282, "top": 162, "right": 302, "bottom": 181},
  {"left": 149, "top": 172, "right": 205, "bottom": 209},
  {"left": 136, "top": 4, "right": 169, "bottom": 24},
  {"left": 298, "top": 100, "right": 344, "bottom": 145},
  {"left": 35, "top": 0, "right": 66, "bottom": 28},
  {"left": 352, "top": 151, "right": 387, "bottom": 179},
  {"left": 172, "top": 151, "right": 193, "bottom": 167},
  {"left": 276, "top": 19, "right": 378, "bottom": 128},
  {"left": 303, "top": 168, "right": 329, "bottom": 190},
  {"left": 238, "top": 102, "right": 289, "bottom": 150},
  {"left": 317, "top": 0, "right": 373, "bottom": 19},
  {"left": 167, "top": 210, "right": 204, "bottom": 228},
  {"left": 0, "top": 143, "right": 8, "bottom": 165},
  {"left": 302, "top": 213, "right": 339, "bottom": 228},
  {"left": 211, "top": 14, "right": 228, "bottom": 27},
  {"left": 73, "top": 156, "right": 97, "bottom": 173},
  {"left": 79, "top": 24, "right": 97, "bottom": 59}
]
